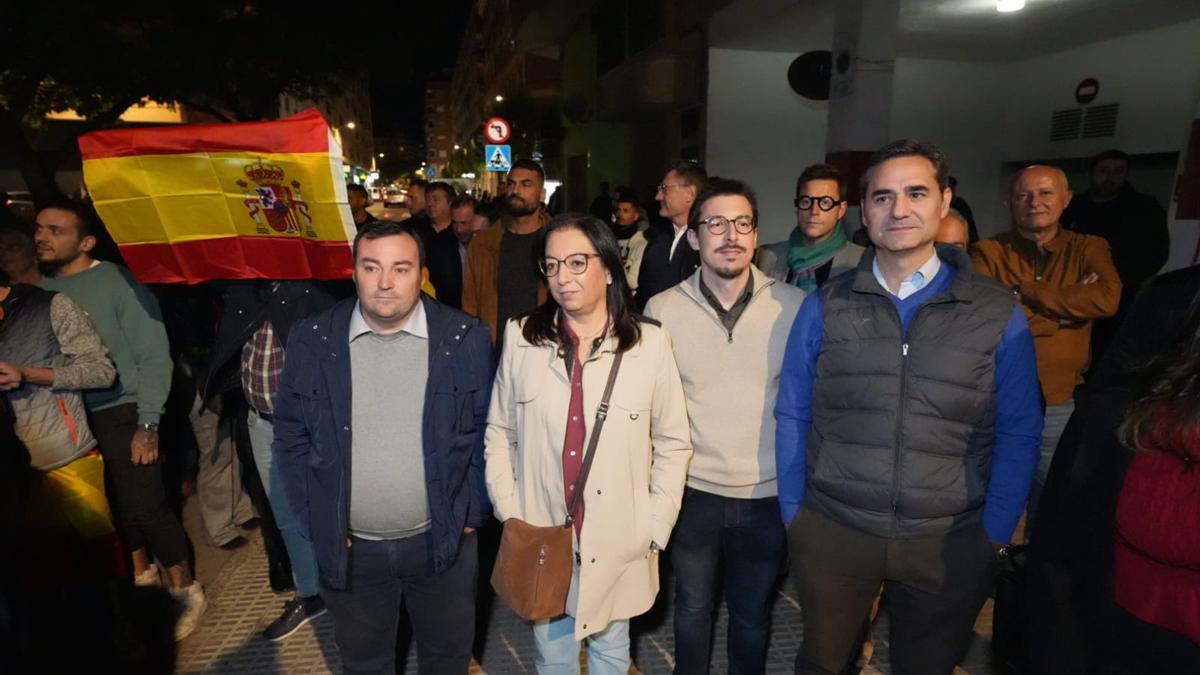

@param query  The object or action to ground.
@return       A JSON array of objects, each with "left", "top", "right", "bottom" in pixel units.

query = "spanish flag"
[{"left": 79, "top": 108, "right": 356, "bottom": 284}]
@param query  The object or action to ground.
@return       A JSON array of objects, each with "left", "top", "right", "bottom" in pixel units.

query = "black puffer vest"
[{"left": 807, "top": 245, "right": 1018, "bottom": 538}]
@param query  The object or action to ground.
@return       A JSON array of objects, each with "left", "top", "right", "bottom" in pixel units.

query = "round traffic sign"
[{"left": 485, "top": 117, "right": 511, "bottom": 144}]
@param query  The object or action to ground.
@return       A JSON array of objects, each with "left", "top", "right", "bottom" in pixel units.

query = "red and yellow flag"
[{"left": 79, "top": 108, "right": 356, "bottom": 284}]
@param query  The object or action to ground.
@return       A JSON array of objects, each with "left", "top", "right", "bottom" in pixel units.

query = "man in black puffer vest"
[{"left": 775, "top": 140, "right": 1044, "bottom": 675}]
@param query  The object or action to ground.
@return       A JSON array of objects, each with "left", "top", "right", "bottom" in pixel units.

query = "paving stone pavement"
[{"left": 177, "top": 539, "right": 1002, "bottom": 674}]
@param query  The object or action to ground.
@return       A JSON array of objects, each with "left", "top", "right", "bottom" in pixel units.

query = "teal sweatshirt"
[{"left": 40, "top": 261, "right": 171, "bottom": 424}]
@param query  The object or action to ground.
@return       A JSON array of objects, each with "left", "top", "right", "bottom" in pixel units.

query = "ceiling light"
[
  {"left": 495, "top": 95, "right": 504, "bottom": 102},
  {"left": 346, "top": 121, "right": 357, "bottom": 129},
  {"left": 996, "top": 0, "right": 1025, "bottom": 12}
]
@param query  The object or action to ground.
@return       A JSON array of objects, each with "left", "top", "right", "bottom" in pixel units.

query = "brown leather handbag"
[{"left": 491, "top": 352, "right": 624, "bottom": 621}]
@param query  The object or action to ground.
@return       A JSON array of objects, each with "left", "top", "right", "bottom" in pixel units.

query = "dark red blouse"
[{"left": 1114, "top": 405, "right": 1200, "bottom": 646}]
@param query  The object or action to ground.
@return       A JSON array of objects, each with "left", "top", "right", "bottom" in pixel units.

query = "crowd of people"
[{"left": 1, "top": 138, "right": 1196, "bottom": 675}]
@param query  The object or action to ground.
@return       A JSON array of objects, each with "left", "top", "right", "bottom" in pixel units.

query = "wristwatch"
[{"left": 138, "top": 422, "right": 160, "bottom": 433}]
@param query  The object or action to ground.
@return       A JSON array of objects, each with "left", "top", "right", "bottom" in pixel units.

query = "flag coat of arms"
[{"left": 79, "top": 108, "right": 356, "bottom": 284}]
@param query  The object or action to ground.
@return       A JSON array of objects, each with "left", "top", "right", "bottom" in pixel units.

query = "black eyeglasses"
[
  {"left": 698, "top": 215, "right": 756, "bottom": 235},
  {"left": 794, "top": 195, "right": 843, "bottom": 211},
  {"left": 538, "top": 253, "right": 601, "bottom": 277}
]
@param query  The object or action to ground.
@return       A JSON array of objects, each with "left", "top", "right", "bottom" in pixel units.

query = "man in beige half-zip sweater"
[{"left": 644, "top": 179, "right": 804, "bottom": 675}]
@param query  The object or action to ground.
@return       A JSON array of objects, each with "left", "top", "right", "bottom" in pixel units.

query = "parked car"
[
  {"left": 384, "top": 188, "right": 406, "bottom": 207},
  {"left": 2, "top": 190, "right": 35, "bottom": 220}
]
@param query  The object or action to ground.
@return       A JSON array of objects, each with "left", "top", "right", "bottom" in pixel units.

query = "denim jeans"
[
  {"left": 532, "top": 615, "right": 630, "bottom": 675},
  {"left": 670, "top": 487, "right": 787, "bottom": 674},
  {"left": 248, "top": 410, "right": 320, "bottom": 598},
  {"left": 323, "top": 531, "right": 477, "bottom": 675},
  {"left": 1026, "top": 399, "right": 1076, "bottom": 541}
]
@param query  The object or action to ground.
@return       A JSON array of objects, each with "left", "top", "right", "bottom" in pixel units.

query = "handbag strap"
[{"left": 564, "top": 351, "right": 624, "bottom": 526}]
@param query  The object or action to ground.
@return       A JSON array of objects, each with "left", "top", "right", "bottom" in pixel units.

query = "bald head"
[
  {"left": 1010, "top": 165, "right": 1072, "bottom": 242},
  {"left": 935, "top": 209, "right": 969, "bottom": 249}
]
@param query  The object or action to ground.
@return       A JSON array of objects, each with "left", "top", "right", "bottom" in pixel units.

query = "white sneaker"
[
  {"left": 134, "top": 563, "right": 161, "bottom": 587},
  {"left": 171, "top": 582, "right": 208, "bottom": 641}
]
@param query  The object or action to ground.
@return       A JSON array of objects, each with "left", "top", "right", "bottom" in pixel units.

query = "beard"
[{"left": 504, "top": 194, "right": 538, "bottom": 217}]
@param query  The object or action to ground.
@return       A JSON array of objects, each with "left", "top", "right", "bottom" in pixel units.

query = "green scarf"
[{"left": 786, "top": 223, "right": 847, "bottom": 292}]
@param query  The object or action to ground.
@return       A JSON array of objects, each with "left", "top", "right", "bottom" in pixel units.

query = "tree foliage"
[{"left": 1, "top": 1, "right": 362, "bottom": 204}]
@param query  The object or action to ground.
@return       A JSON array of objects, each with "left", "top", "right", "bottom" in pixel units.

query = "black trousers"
[
  {"left": 788, "top": 508, "right": 995, "bottom": 675},
  {"left": 1110, "top": 607, "right": 1200, "bottom": 675},
  {"left": 322, "top": 531, "right": 478, "bottom": 675},
  {"left": 88, "top": 403, "right": 189, "bottom": 566}
]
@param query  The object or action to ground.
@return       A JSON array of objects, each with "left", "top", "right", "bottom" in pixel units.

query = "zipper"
[
  {"left": 886, "top": 295, "right": 960, "bottom": 536},
  {"left": 891, "top": 310, "right": 909, "bottom": 538},
  {"left": 684, "top": 276, "right": 774, "bottom": 345}
]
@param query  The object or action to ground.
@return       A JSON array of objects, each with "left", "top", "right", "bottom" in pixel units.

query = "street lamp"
[
  {"left": 495, "top": 95, "right": 504, "bottom": 103},
  {"left": 453, "top": 144, "right": 460, "bottom": 150},
  {"left": 378, "top": 152, "right": 385, "bottom": 158},
  {"left": 346, "top": 121, "right": 357, "bottom": 130}
]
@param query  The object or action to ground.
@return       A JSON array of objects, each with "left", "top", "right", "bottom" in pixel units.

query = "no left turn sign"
[{"left": 485, "top": 117, "right": 511, "bottom": 144}]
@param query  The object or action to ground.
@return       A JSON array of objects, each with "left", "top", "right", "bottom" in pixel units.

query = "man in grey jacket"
[
  {"left": 0, "top": 280, "right": 115, "bottom": 470},
  {"left": 645, "top": 179, "right": 805, "bottom": 674},
  {"left": 756, "top": 163, "right": 865, "bottom": 292}
]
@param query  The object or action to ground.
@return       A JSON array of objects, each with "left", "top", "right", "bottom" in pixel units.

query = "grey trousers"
[{"left": 190, "top": 393, "right": 255, "bottom": 546}]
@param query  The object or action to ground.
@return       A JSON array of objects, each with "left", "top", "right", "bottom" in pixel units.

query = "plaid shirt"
[{"left": 240, "top": 320, "right": 284, "bottom": 415}]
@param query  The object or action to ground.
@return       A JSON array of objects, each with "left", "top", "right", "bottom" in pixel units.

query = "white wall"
[
  {"left": 894, "top": 19, "right": 1200, "bottom": 242},
  {"left": 890, "top": 58, "right": 1010, "bottom": 237},
  {"left": 707, "top": 18, "right": 1200, "bottom": 264},
  {"left": 706, "top": 48, "right": 829, "bottom": 245}
]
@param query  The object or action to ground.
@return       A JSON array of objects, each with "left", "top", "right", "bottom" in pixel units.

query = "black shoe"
[
  {"left": 268, "top": 561, "right": 295, "bottom": 594},
  {"left": 262, "top": 595, "right": 326, "bottom": 642}
]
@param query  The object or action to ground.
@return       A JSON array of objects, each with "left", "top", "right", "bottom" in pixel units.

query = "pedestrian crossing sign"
[{"left": 485, "top": 144, "right": 512, "bottom": 172}]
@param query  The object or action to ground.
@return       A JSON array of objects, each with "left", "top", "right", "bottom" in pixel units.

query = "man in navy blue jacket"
[
  {"left": 273, "top": 220, "right": 493, "bottom": 674},
  {"left": 775, "top": 140, "right": 1042, "bottom": 675}
]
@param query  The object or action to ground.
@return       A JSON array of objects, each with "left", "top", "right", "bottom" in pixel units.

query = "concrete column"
[
  {"left": 824, "top": 0, "right": 901, "bottom": 206},
  {"left": 1171, "top": 96, "right": 1200, "bottom": 267}
]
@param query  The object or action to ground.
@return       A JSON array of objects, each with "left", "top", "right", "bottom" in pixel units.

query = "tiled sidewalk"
[{"left": 177, "top": 537, "right": 1001, "bottom": 674}]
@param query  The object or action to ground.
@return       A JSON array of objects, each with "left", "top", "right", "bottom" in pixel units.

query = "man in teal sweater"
[{"left": 36, "top": 202, "right": 206, "bottom": 641}]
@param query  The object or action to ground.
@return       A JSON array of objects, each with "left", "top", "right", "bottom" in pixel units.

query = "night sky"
[{"left": 366, "top": 0, "right": 474, "bottom": 141}]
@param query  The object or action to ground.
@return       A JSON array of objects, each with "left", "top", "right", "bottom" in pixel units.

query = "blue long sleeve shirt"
[{"left": 774, "top": 264, "right": 1043, "bottom": 543}]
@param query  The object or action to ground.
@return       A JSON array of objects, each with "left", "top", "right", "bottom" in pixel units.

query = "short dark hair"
[
  {"left": 796, "top": 163, "right": 846, "bottom": 201},
  {"left": 688, "top": 179, "right": 759, "bottom": 231},
  {"left": 1090, "top": 148, "right": 1128, "bottom": 171},
  {"left": 451, "top": 195, "right": 479, "bottom": 212},
  {"left": 614, "top": 186, "right": 639, "bottom": 206},
  {"left": 408, "top": 179, "right": 429, "bottom": 192},
  {"left": 859, "top": 139, "right": 950, "bottom": 198},
  {"left": 508, "top": 159, "right": 546, "bottom": 184},
  {"left": 521, "top": 213, "right": 642, "bottom": 353},
  {"left": 352, "top": 220, "right": 425, "bottom": 267},
  {"left": 37, "top": 199, "right": 98, "bottom": 239},
  {"left": 346, "top": 183, "right": 368, "bottom": 197},
  {"left": 426, "top": 181, "right": 456, "bottom": 202},
  {"left": 665, "top": 161, "right": 707, "bottom": 190}
]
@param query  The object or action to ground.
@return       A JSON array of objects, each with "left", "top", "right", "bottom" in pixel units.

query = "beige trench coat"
[{"left": 484, "top": 318, "right": 693, "bottom": 640}]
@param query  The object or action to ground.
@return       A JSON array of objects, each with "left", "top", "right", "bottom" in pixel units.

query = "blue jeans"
[
  {"left": 1026, "top": 399, "right": 1075, "bottom": 541},
  {"left": 670, "top": 487, "right": 787, "bottom": 675},
  {"left": 533, "top": 615, "right": 630, "bottom": 675},
  {"left": 248, "top": 410, "right": 320, "bottom": 598}
]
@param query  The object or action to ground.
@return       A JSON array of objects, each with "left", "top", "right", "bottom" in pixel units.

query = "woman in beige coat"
[{"left": 484, "top": 213, "right": 693, "bottom": 674}]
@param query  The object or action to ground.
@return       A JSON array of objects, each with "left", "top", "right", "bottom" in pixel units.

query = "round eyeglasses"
[
  {"left": 794, "top": 195, "right": 842, "bottom": 211},
  {"left": 698, "top": 215, "right": 756, "bottom": 235},
  {"left": 538, "top": 253, "right": 601, "bottom": 277}
]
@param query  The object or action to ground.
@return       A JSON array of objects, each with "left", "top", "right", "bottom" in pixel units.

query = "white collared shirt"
[
  {"left": 872, "top": 251, "right": 941, "bottom": 300},
  {"left": 669, "top": 223, "right": 689, "bottom": 259},
  {"left": 349, "top": 298, "right": 429, "bottom": 343}
]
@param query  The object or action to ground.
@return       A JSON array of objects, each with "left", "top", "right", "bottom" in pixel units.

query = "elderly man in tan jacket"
[
  {"left": 485, "top": 213, "right": 692, "bottom": 674},
  {"left": 971, "top": 165, "right": 1120, "bottom": 536}
]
